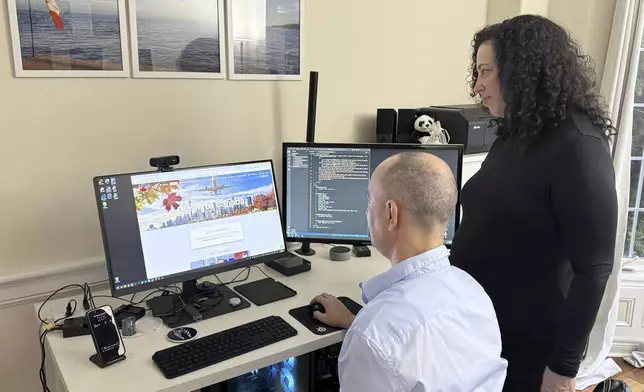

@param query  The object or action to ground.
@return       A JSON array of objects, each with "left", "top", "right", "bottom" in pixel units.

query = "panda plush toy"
[{"left": 412, "top": 114, "right": 450, "bottom": 145}]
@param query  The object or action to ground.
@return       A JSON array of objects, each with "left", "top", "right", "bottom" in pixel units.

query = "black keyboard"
[{"left": 152, "top": 315, "right": 298, "bottom": 379}]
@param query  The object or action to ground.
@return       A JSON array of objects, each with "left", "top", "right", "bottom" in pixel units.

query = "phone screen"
[{"left": 87, "top": 306, "right": 125, "bottom": 362}]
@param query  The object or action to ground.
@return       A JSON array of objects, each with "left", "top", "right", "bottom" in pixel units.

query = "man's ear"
[{"left": 386, "top": 200, "right": 398, "bottom": 231}]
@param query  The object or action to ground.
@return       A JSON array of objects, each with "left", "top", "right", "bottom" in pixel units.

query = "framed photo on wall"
[
  {"left": 129, "top": 0, "right": 226, "bottom": 79},
  {"left": 6, "top": 0, "right": 129, "bottom": 78},
  {"left": 226, "top": 0, "right": 303, "bottom": 80}
]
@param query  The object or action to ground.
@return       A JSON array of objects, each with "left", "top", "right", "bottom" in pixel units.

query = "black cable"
[
  {"left": 84, "top": 283, "right": 96, "bottom": 309},
  {"left": 50, "top": 299, "right": 80, "bottom": 327},
  {"left": 213, "top": 267, "right": 251, "bottom": 286},
  {"left": 39, "top": 329, "right": 50, "bottom": 392},
  {"left": 131, "top": 286, "right": 181, "bottom": 305},
  {"left": 65, "top": 299, "right": 77, "bottom": 318},
  {"left": 38, "top": 284, "right": 87, "bottom": 325},
  {"left": 90, "top": 295, "right": 137, "bottom": 305},
  {"left": 38, "top": 284, "right": 90, "bottom": 391},
  {"left": 252, "top": 265, "right": 272, "bottom": 280},
  {"left": 39, "top": 326, "right": 61, "bottom": 392},
  {"left": 156, "top": 285, "right": 224, "bottom": 318},
  {"left": 92, "top": 287, "right": 181, "bottom": 310},
  {"left": 213, "top": 266, "right": 271, "bottom": 288}
]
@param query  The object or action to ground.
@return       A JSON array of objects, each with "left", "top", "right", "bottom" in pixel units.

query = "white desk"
[{"left": 36, "top": 244, "right": 390, "bottom": 392}]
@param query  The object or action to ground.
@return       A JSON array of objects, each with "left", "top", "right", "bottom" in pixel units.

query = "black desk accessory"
[
  {"left": 264, "top": 253, "right": 311, "bottom": 276},
  {"left": 352, "top": 245, "right": 371, "bottom": 257},
  {"left": 233, "top": 278, "right": 297, "bottom": 306},
  {"left": 89, "top": 353, "right": 126, "bottom": 369},
  {"left": 113, "top": 304, "right": 146, "bottom": 328},
  {"left": 62, "top": 316, "right": 90, "bottom": 338},
  {"left": 289, "top": 297, "right": 363, "bottom": 335},
  {"left": 146, "top": 284, "right": 250, "bottom": 328}
]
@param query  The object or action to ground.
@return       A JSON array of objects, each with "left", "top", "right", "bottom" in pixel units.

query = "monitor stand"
[
  {"left": 295, "top": 240, "right": 315, "bottom": 256},
  {"left": 146, "top": 279, "right": 251, "bottom": 328}
]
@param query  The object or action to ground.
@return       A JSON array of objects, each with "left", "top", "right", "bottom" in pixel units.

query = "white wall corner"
[{"left": 0, "top": 256, "right": 109, "bottom": 309}]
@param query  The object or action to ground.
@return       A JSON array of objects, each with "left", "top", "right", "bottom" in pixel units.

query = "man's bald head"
[{"left": 373, "top": 152, "right": 457, "bottom": 230}]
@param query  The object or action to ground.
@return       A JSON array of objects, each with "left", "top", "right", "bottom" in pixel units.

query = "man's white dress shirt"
[{"left": 338, "top": 246, "right": 508, "bottom": 391}]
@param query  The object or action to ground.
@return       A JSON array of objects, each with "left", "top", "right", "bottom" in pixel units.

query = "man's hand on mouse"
[{"left": 311, "top": 293, "right": 355, "bottom": 329}]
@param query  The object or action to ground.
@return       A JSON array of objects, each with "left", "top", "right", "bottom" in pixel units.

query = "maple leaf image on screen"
[
  {"left": 133, "top": 181, "right": 180, "bottom": 211},
  {"left": 162, "top": 192, "right": 183, "bottom": 211},
  {"left": 252, "top": 191, "right": 277, "bottom": 211}
]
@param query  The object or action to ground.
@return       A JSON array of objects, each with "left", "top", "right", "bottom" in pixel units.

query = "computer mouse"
[
  {"left": 309, "top": 302, "right": 325, "bottom": 317},
  {"left": 228, "top": 297, "right": 242, "bottom": 307}
]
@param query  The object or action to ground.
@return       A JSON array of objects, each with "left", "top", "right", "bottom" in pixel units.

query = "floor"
[{"left": 581, "top": 359, "right": 644, "bottom": 392}]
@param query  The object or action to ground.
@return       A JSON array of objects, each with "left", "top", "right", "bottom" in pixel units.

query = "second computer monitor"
[{"left": 283, "top": 143, "right": 463, "bottom": 246}]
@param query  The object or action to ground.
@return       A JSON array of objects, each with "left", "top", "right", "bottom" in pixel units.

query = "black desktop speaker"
[
  {"left": 376, "top": 108, "right": 397, "bottom": 143},
  {"left": 306, "top": 71, "right": 319, "bottom": 143},
  {"left": 396, "top": 108, "right": 417, "bottom": 143}
]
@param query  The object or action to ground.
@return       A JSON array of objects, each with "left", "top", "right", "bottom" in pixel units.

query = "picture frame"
[
  {"left": 225, "top": 0, "right": 303, "bottom": 81},
  {"left": 128, "top": 0, "right": 226, "bottom": 79},
  {"left": 6, "top": 0, "right": 130, "bottom": 78}
]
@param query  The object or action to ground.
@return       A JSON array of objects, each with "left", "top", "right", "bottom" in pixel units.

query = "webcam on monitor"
[{"left": 149, "top": 155, "right": 180, "bottom": 172}]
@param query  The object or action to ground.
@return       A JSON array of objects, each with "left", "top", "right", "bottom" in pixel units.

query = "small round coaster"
[{"left": 166, "top": 326, "right": 198, "bottom": 343}]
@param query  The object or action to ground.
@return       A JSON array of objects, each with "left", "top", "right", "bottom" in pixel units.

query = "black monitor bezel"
[
  {"left": 281, "top": 142, "right": 464, "bottom": 246},
  {"left": 93, "top": 159, "right": 288, "bottom": 297}
]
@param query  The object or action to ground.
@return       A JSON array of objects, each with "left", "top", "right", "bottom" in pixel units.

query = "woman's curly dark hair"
[{"left": 468, "top": 14, "right": 616, "bottom": 144}]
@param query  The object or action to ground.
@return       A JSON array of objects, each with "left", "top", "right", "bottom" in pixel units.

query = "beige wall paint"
[
  {"left": 487, "top": 0, "right": 520, "bottom": 24},
  {"left": 549, "top": 0, "right": 617, "bottom": 82},
  {"left": 486, "top": 0, "right": 616, "bottom": 84},
  {"left": 487, "top": 0, "right": 548, "bottom": 25},
  {"left": 0, "top": 0, "right": 487, "bottom": 277},
  {"left": 0, "top": 303, "right": 42, "bottom": 392},
  {"left": 520, "top": 0, "right": 549, "bottom": 16}
]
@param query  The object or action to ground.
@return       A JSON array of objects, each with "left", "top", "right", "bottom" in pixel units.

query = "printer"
[{"left": 376, "top": 104, "right": 498, "bottom": 154}]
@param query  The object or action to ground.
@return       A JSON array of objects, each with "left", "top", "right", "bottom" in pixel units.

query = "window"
[{"left": 625, "top": 43, "right": 644, "bottom": 259}]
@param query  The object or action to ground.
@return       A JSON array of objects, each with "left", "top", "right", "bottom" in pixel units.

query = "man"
[{"left": 311, "top": 152, "right": 508, "bottom": 391}]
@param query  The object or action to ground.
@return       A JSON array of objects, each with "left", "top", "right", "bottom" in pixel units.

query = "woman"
[{"left": 449, "top": 15, "right": 618, "bottom": 392}]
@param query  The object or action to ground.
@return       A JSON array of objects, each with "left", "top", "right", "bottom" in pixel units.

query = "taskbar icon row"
[{"left": 115, "top": 276, "right": 164, "bottom": 291}]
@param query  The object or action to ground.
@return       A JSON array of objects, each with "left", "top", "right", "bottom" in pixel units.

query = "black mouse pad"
[
  {"left": 288, "top": 297, "right": 363, "bottom": 335},
  {"left": 233, "top": 278, "right": 297, "bottom": 306}
]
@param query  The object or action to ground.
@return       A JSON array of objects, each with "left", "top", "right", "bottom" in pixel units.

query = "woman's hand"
[{"left": 541, "top": 367, "right": 575, "bottom": 392}]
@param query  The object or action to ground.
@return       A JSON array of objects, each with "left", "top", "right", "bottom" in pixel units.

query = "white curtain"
[{"left": 576, "top": 0, "right": 643, "bottom": 386}]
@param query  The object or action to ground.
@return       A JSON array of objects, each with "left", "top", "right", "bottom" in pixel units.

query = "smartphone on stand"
[{"left": 86, "top": 305, "right": 125, "bottom": 364}]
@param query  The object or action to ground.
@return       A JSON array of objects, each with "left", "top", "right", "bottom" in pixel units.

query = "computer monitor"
[
  {"left": 94, "top": 160, "right": 287, "bottom": 298},
  {"left": 282, "top": 143, "right": 463, "bottom": 247}
]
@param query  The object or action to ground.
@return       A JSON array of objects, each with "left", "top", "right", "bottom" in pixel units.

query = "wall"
[
  {"left": 487, "top": 0, "right": 520, "bottom": 24},
  {"left": 0, "top": 0, "right": 484, "bottom": 279},
  {"left": 548, "top": 0, "right": 617, "bottom": 82},
  {"left": 486, "top": 0, "right": 617, "bottom": 84},
  {"left": 519, "top": 0, "right": 549, "bottom": 17},
  {"left": 487, "top": 0, "right": 548, "bottom": 25},
  {"left": 0, "top": 0, "right": 488, "bottom": 390}
]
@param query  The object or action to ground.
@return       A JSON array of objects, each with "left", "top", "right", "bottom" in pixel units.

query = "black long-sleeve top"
[{"left": 449, "top": 111, "right": 618, "bottom": 378}]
